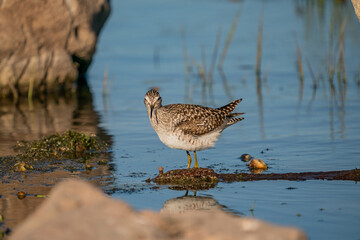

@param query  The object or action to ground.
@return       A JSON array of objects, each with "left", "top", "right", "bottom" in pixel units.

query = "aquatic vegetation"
[
  {"left": 152, "top": 168, "right": 360, "bottom": 191},
  {"left": 14, "top": 130, "right": 109, "bottom": 161},
  {"left": 153, "top": 168, "right": 219, "bottom": 190},
  {"left": 218, "top": 169, "right": 360, "bottom": 182},
  {"left": 0, "top": 130, "right": 110, "bottom": 177}
]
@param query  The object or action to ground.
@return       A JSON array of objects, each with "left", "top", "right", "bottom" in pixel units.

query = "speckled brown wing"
[
  {"left": 163, "top": 99, "right": 243, "bottom": 136},
  {"left": 170, "top": 104, "right": 225, "bottom": 136}
]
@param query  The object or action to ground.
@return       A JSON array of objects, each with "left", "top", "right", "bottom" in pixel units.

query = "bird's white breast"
[{"left": 154, "top": 126, "right": 222, "bottom": 151}]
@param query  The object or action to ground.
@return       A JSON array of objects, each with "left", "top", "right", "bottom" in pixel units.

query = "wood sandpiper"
[{"left": 144, "top": 89, "right": 244, "bottom": 168}]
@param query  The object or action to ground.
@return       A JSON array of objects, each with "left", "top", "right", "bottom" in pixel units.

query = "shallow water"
[
  {"left": 0, "top": 86, "right": 115, "bottom": 232},
  {"left": 87, "top": 0, "right": 360, "bottom": 239},
  {"left": 1, "top": 0, "right": 360, "bottom": 239}
]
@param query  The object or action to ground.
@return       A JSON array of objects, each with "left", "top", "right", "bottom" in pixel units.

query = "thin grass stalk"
[
  {"left": 262, "top": 64, "right": 270, "bottom": 91},
  {"left": 201, "top": 45, "right": 207, "bottom": 105},
  {"left": 250, "top": 200, "right": 256, "bottom": 212},
  {"left": 208, "top": 26, "right": 222, "bottom": 104},
  {"left": 218, "top": 67, "right": 233, "bottom": 100},
  {"left": 198, "top": 64, "right": 206, "bottom": 105},
  {"left": 328, "top": 18, "right": 336, "bottom": 98},
  {"left": 218, "top": 6, "right": 242, "bottom": 69},
  {"left": 256, "top": 7, "right": 264, "bottom": 77},
  {"left": 337, "top": 18, "right": 346, "bottom": 138},
  {"left": 102, "top": 68, "right": 108, "bottom": 97},
  {"left": 256, "top": 73, "right": 265, "bottom": 139},
  {"left": 306, "top": 58, "right": 318, "bottom": 95},
  {"left": 305, "top": 57, "right": 318, "bottom": 110},
  {"left": 295, "top": 35, "right": 304, "bottom": 104},
  {"left": 182, "top": 26, "right": 191, "bottom": 103},
  {"left": 337, "top": 18, "right": 346, "bottom": 100}
]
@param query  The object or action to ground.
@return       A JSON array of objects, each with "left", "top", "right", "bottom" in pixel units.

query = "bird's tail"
[
  {"left": 217, "top": 98, "right": 245, "bottom": 127},
  {"left": 217, "top": 98, "right": 242, "bottom": 115},
  {"left": 226, "top": 116, "right": 244, "bottom": 126},
  {"left": 227, "top": 112, "right": 245, "bottom": 118}
]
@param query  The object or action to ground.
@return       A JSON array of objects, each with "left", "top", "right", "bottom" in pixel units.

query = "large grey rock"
[
  {"left": 0, "top": 0, "right": 110, "bottom": 98},
  {"left": 352, "top": 0, "right": 360, "bottom": 22},
  {"left": 9, "top": 180, "right": 307, "bottom": 240}
]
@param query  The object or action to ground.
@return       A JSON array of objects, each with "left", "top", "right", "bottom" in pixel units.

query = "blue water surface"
[{"left": 88, "top": 1, "right": 360, "bottom": 239}]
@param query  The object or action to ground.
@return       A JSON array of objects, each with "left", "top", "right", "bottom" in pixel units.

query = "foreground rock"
[
  {"left": 0, "top": 0, "right": 110, "bottom": 98},
  {"left": 9, "top": 180, "right": 307, "bottom": 240},
  {"left": 352, "top": 0, "right": 360, "bottom": 22}
]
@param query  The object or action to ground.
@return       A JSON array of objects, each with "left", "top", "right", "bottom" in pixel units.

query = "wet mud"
[
  {"left": 152, "top": 168, "right": 219, "bottom": 190},
  {"left": 152, "top": 168, "right": 360, "bottom": 190},
  {"left": 0, "top": 130, "right": 114, "bottom": 237},
  {"left": 218, "top": 169, "right": 360, "bottom": 182},
  {"left": 0, "top": 130, "right": 109, "bottom": 178}
]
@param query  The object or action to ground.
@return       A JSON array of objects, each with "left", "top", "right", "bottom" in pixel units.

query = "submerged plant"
[
  {"left": 14, "top": 130, "right": 109, "bottom": 161},
  {"left": 0, "top": 130, "right": 110, "bottom": 176}
]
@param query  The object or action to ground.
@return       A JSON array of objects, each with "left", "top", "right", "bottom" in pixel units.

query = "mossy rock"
[
  {"left": 153, "top": 168, "right": 219, "bottom": 190},
  {"left": 0, "top": 130, "right": 110, "bottom": 177},
  {"left": 14, "top": 130, "right": 108, "bottom": 161}
]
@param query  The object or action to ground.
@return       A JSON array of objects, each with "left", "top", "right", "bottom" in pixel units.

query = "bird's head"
[{"left": 144, "top": 89, "right": 162, "bottom": 119}]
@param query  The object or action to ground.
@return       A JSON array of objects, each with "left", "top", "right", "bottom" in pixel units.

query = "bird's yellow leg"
[
  {"left": 193, "top": 151, "right": 199, "bottom": 168},
  {"left": 186, "top": 151, "right": 192, "bottom": 169}
]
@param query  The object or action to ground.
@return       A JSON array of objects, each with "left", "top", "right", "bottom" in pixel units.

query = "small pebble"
[
  {"left": 248, "top": 158, "right": 267, "bottom": 170},
  {"left": 240, "top": 154, "right": 252, "bottom": 162},
  {"left": 17, "top": 191, "right": 26, "bottom": 200},
  {"left": 158, "top": 166, "right": 164, "bottom": 175},
  {"left": 14, "top": 163, "right": 26, "bottom": 172},
  {"left": 25, "top": 164, "right": 34, "bottom": 170},
  {"left": 85, "top": 161, "right": 92, "bottom": 170}
]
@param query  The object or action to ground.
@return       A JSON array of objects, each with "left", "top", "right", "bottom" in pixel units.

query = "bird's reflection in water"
[{"left": 160, "top": 191, "right": 226, "bottom": 214}]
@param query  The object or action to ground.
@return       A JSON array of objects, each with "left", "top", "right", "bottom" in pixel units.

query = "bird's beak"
[{"left": 150, "top": 105, "right": 154, "bottom": 118}]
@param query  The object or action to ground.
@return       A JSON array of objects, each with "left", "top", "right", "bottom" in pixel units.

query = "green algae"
[
  {"left": 0, "top": 130, "right": 110, "bottom": 177},
  {"left": 153, "top": 168, "right": 219, "bottom": 190},
  {"left": 152, "top": 168, "right": 360, "bottom": 191},
  {"left": 14, "top": 130, "right": 108, "bottom": 160}
]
